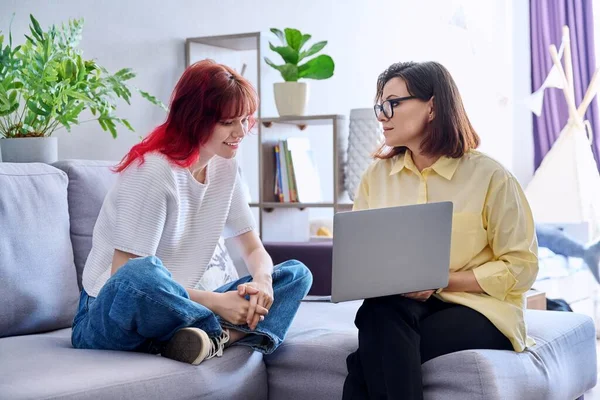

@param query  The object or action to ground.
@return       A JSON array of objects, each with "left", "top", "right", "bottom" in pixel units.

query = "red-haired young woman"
[{"left": 71, "top": 60, "right": 313, "bottom": 365}]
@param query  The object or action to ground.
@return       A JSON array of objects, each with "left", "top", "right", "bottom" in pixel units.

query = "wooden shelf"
[{"left": 261, "top": 115, "right": 345, "bottom": 130}]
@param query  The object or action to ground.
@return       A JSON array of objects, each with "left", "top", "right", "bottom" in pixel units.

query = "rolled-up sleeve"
[{"left": 473, "top": 175, "right": 539, "bottom": 301}]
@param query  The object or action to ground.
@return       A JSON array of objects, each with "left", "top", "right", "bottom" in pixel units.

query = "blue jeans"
[{"left": 71, "top": 256, "right": 312, "bottom": 355}]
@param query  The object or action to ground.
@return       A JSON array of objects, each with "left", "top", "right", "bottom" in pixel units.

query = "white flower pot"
[
  {"left": 345, "top": 108, "right": 383, "bottom": 200},
  {"left": 0, "top": 137, "right": 58, "bottom": 163},
  {"left": 274, "top": 82, "right": 308, "bottom": 116}
]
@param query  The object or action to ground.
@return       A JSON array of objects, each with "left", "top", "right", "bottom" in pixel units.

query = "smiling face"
[
  {"left": 376, "top": 77, "right": 434, "bottom": 153},
  {"left": 202, "top": 115, "right": 249, "bottom": 160}
]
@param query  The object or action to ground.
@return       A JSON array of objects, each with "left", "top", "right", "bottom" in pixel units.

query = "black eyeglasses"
[{"left": 374, "top": 96, "right": 417, "bottom": 119}]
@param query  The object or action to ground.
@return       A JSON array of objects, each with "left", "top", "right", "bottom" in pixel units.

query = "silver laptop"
[{"left": 331, "top": 202, "right": 453, "bottom": 303}]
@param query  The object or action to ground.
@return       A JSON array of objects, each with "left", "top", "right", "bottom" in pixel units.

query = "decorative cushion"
[
  {"left": 0, "top": 162, "right": 79, "bottom": 337},
  {"left": 195, "top": 238, "right": 239, "bottom": 291},
  {"left": 53, "top": 160, "right": 118, "bottom": 289},
  {"left": 345, "top": 108, "right": 383, "bottom": 200}
]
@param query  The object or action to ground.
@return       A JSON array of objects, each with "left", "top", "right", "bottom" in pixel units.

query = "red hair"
[{"left": 114, "top": 59, "right": 258, "bottom": 172}]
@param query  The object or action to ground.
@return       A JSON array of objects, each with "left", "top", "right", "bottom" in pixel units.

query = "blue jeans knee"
[{"left": 274, "top": 259, "right": 313, "bottom": 295}]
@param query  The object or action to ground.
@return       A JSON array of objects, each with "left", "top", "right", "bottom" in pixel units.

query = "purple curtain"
[{"left": 530, "top": 0, "right": 600, "bottom": 170}]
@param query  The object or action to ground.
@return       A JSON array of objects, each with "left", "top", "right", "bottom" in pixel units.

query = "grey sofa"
[{"left": 0, "top": 160, "right": 597, "bottom": 400}]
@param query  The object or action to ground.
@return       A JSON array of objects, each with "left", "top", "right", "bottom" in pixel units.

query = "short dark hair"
[{"left": 373, "top": 61, "right": 480, "bottom": 159}]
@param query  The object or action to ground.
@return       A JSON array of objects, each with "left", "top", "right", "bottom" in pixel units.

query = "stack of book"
[{"left": 274, "top": 137, "right": 322, "bottom": 203}]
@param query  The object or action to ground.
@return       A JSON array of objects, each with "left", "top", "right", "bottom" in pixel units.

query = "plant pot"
[
  {"left": 345, "top": 108, "right": 383, "bottom": 200},
  {"left": 0, "top": 137, "right": 58, "bottom": 163},
  {"left": 274, "top": 82, "right": 309, "bottom": 116}
]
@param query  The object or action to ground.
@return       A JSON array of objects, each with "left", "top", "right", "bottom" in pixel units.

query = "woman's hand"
[
  {"left": 445, "top": 271, "right": 484, "bottom": 293},
  {"left": 402, "top": 290, "right": 435, "bottom": 302},
  {"left": 238, "top": 278, "right": 274, "bottom": 330},
  {"left": 212, "top": 290, "right": 269, "bottom": 326}
]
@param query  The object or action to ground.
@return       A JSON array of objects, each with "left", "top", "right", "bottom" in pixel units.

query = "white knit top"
[{"left": 82, "top": 152, "right": 255, "bottom": 297}]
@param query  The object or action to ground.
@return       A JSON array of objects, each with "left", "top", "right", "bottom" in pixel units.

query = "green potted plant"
[
  {"left": 0, "top": 14, "right": 165, "bottom": 163},
  {"left": 264, "top": 28, "right": 334, "bottom": 116}
]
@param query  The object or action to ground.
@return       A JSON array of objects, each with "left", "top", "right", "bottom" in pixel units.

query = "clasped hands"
[{"left": 213, "top": 279, "right": 274, "bottom": 331}]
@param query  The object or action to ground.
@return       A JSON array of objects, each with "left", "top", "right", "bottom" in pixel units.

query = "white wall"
[
  {"left": 510, "top": 0, "right": 535, "bottom": 186},
  {"left": 0, "top": 0, "right": 532, "bottom": 178}
]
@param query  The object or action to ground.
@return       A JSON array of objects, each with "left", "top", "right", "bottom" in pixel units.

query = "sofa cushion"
[
  {"left": 0, "top": 328, "right": 268, "bottom": 400},
  {"left": 264, "top": 301, "right": 597, "bottom": 400},
  {"left": 53, "top": 160, "right": 118, "bottom": 288},
  {"left": 0, "top": 163, "right": 79, "bottom": 337}
]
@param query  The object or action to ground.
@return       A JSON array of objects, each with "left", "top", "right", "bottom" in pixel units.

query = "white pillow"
[{"left": 195, "top": 237, "right": 239, "bottom": 292}]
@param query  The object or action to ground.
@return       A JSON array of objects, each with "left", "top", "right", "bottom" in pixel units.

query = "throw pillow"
[{"left": 195, "top": 237, "right": 239, "bottom": 291}]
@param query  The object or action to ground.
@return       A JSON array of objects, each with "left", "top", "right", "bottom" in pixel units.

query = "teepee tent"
[{"left": 525, "top": 26, "right": 600, "bottom": 240}]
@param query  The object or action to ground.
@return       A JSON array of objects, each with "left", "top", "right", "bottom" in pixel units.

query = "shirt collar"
[{"left": 389, "top": 150, "right": 460, "bottom": 180}]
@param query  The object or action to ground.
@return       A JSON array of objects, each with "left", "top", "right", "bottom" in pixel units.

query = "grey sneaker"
[{"left": 162, "top": 328, "right": 230, "bottom": 365}]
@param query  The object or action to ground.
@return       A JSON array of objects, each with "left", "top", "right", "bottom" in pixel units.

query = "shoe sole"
[{"left": 162, "top": 328, "right": 210, "bottom": 365}]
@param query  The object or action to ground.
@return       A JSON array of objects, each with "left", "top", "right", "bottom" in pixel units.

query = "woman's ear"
[{"left": 428, "top": 96, "right": 435, "bottom": 122}]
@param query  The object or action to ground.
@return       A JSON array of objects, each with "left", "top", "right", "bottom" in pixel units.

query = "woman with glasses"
[{"left": 343, "top": 61, "right": 538, "bottom": 399}]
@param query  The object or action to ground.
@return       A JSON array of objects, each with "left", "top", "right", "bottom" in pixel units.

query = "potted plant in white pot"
[
  {"left": 264, "top": 28, "right": 334, "bottom": 116},
  {"left": 0, "top": 14, "right": 165, "bottom": 163}
]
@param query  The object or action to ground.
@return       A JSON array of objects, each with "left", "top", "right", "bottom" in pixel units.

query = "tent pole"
[
  {"left": 578, "top": 67, "right": 600, "bottom": 119},
  {"left": 550, "top": 44, "right": 580, "bottom": 123}
]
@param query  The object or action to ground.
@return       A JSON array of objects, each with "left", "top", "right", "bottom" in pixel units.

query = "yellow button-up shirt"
[{"left": 353, "top": 150, "right": 538, "bottom": 352}]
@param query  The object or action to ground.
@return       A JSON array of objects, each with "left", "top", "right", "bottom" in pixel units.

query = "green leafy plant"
[
  {"left": 0, "top": 14, "right": 166, "bottom": 139},
  {"left": 264, "top": 28, "right": 334, "bottom": 82}
]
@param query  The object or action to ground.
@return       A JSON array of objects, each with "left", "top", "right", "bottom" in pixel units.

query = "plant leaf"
[
  {"left": 0, "top": 102, "right": 18, "bottom": 116},
  {"left": 299, "top": 41, "right": 327, "bottom": 62},
  {"left": 27, "top": 100, "right": 50, "bottom": 116},
  {"left": 263, "top": 58, "right": 298, "bottom": 81},
  {"left": 279, "top": 64, "right": 299, "bottom": 82},
  {"left": 8, "top": 90, "right": 17, "bottom": 105},
  {"left": 284, "top": 28, "right": 302, "bottom": 51},
  {"left": 38, "top": 100, "right": 53, "bottom": 114},
  {"left": 98, "top": 117, "right": 107, "bottom": 131},
  {"left": 298, "top": 55, "right": 335, "bottom": 80},
  {"left": 299, "top": 34, "right": 311, "bottom": 50},
  {"left": 104, "top": 117, "right": 117, "bottom": 138},
  {"left": 270, "top": 28, "right": 285, "bottom": 44},
  {"left": 61, "top": 58, "right": 77, "bottom": 80},
  {"left": 7, "top": 81, "right": 23, "bottom": 90},
  {"left": 119, "top": 118, "right": 134, "bottom": 131},
  {"left": 137, "top": 88, "right": 167, "bottom": 110},
  {"left": 30, "top": 14, "right": 44, "bottom": 38},
  {"left": 57, "top": 102, "right": 85, "bottom": 127},
  {"left": 269, "top": 43, "right": 298, "bottom": 64},
  {"left": 264, "top": 57, "right": 279, "bottom": 70},
  {"left": 64, "top": 90, "right": 92, "bottom": 102},
  {"left": 29, "top": 25, "right": 42, "bottom": 42},
  {"left": 115, "top": 68, "right": 136, "bottom": 81}
]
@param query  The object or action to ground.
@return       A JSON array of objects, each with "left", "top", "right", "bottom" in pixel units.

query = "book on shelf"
[{"left": 274, "top": 138, "right": 322, "bottom": 203}]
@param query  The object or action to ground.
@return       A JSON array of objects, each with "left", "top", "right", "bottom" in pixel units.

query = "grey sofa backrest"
[
  {"left": 0, "top": 162, "right": 80, "bottom": 338},
  {"left": 53, "top": 160, "right": 118, "bottom": 289}
]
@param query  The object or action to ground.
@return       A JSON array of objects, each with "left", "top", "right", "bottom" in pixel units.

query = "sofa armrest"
[{"left": 264, "top": 241, "right": 333, "bottom": 296}]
